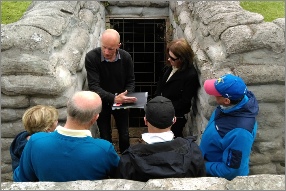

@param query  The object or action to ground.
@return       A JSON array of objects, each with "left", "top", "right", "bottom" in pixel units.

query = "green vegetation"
[
  {"left": 1, "top": 1, "right": 285, "bottom": 24},
  {"left": 240, "top": 1, "right": 285, "bottom": 22},
  {"left": 1, "top": 1, "right": 32, "bottom": 24}
]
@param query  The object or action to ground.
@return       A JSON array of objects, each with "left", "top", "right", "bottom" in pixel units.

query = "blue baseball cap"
[{"left": 204, "top": 74, "right": 247, "bottom": 100}]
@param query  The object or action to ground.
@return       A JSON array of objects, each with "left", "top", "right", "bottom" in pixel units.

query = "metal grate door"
[{"left": 107, "top": 18, "right": 167, "bottom": 127}]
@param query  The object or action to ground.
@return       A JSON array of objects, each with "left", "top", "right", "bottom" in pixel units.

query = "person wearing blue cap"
[
  {"left": 116, "top": 96, "right": 206, "bottom": 182},
  {"left": 200, "top": 73, "right": 259, "bottom": 180}
]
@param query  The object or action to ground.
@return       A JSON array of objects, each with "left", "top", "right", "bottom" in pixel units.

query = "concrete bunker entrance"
[{"left": 106, "top": 18, "right": 169, "bottom": 129}]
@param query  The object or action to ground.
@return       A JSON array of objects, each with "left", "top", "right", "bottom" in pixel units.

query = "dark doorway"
[{"left": 107, "top": 18, "right": 167, "bottom": 128}]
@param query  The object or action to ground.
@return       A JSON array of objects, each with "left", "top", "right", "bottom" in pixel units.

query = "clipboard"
[{"left": 112, "top": 92, "right": 148, "bottom": 110}]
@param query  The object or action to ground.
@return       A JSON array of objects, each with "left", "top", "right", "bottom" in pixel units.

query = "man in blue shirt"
[
  {"left": 13, "top": 91, "right": 120, "bottom": 182},
  {"left": 200, "top": 74, "right": 259, "bottom": 180}
]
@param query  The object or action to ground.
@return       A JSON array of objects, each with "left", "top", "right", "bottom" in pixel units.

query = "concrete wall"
[
  {"left": 1, "top": 175, "right": 285, "bottom": 190},
  {"left": 168, "top": 1, "right": 285, "bottom": 176},
  {"left": 1, "top": 0, "right": 285, "bottom": 184}
]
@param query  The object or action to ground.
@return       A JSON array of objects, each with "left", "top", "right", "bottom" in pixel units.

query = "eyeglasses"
[{"left": 168, "top": 54, "right": 179, "bottom": 61}]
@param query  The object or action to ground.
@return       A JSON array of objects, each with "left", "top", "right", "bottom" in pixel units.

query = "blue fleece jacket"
[
  {"left": 13, "top": 130, "right": 120, "bottom": 182},
  {"left": 199, "top": 91, "right": 259, "bottom": 180}
]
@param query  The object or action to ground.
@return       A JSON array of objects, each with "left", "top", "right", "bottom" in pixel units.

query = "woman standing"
[{"left": 154, "top": 38, "right": 200, "bottom": 138}]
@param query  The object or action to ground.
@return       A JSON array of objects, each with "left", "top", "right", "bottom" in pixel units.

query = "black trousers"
[
  {"left": 97, "top": 103, "right": 130, "bottom": 153},
  {"left": 171, "top": 115, "right": 187, "bottom": 138}
]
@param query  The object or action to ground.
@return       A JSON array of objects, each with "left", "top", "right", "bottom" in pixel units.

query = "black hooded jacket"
[{"left": 116, "top": 136, "right": 206, "bottom": 182}]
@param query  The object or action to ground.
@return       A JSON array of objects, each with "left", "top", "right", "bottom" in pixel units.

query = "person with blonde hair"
[
  {"left": 13, "top": 91, "right": 120, "bottom": 182},
  {"left": 10, "top": 105, "right": 59, "bottom": 171}
]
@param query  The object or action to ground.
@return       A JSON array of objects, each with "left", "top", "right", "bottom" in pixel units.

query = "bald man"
[
  {"left": 13, "top": 91, "right": 120, "bottom": 182},
  {"left": 85, "top": 29, "right": 137, "bottom": 153}
]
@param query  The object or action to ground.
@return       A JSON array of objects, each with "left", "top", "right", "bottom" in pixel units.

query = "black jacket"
[
  {"left": 85, "top": 47, "right": 135, "bottom": 104},
  {"left": 155, "top": 66, "right": 200, "bottom": 116},
  {"left": 116, "top": 136, "right": 206, "bottom": 182}
]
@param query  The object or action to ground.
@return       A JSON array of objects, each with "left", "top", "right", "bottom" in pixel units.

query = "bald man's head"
[
  {"left": 100, "top": 29, "right": 121, "bottom": 61},
  {"left": 102, "top": 29, "right": 120, "bottom": 44},
  {"left": 67, "top": 91, "right": 102, "bottom": 124}
]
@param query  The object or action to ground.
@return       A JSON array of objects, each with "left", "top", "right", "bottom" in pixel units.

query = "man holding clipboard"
[
  {"left": 113, "top": 92, "right": 148, "bottom": 109},
  {"left": 85, "top": 29, "right": 137, "bottom": 153}
]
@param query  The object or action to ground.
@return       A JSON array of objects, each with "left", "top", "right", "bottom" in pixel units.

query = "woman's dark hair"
[
  {"left": 167, "top": 38, "right": 195, "bottom": 71},
  {"left": 167, "top": 38, "right": 200, "bottom": 116}
]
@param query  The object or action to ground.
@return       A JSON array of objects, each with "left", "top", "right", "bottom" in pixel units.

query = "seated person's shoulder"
[
  {"left": 29, "top": 132, "right": 51, "bottom": 141},
  {"left": 92, "top": 138, "right": 117, "bottom": 151},
  {"left": 182, "top": 136, "right": 197, "bottom": 142}
]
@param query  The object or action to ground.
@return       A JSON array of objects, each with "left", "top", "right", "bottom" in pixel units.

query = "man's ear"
[
  {"left": 118, "top": 43, "right": 121, "bottom": 48},
  {"left": 172, "top": 117, "right": 176, "bottom": 124},
  {"left": 144, "top": 116, "right": 148, "bottom": 126},
  {"left": 91, "top": 114, "right": 99, "bottom": 125},
  {"left": 224, "top": 98, "right": 231, "bottom": 105}
]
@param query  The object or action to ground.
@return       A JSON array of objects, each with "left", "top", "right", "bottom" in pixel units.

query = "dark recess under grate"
[{"left": 108, "top": 19, "right": 167, "bottom": 128}]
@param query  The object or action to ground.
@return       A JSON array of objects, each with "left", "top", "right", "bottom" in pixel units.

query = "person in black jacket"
[
  {"left": 85, "top": 29, "right": 137, "bottom": 153},
  {"left": 155, "top": 38, "right": 200, "bottom": 138},
  {"left": 116, "top": 96, "right": 206, "bottom": 182}
]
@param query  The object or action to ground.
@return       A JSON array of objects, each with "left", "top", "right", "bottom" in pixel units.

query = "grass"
[
  {"left": 1, "top": 1, "right": 32, "bottom": 24},
  {"left": 0, "top": 1, "right": 285, "bottom": 24},
  {"left": 240, "top": 1, "right": 285, "bottom": 22}
]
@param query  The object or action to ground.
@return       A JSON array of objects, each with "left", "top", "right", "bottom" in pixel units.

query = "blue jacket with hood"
[
  {"left": 199, "top": 90, "right": 259, "bottom": 180},
  {"left": 10, "top": 131, "right": 29, "bottom": 171}
]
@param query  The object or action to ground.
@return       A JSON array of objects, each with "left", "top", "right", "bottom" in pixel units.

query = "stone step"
[{"left": 111, "top": 127, "right": 148, "bottom": 153}]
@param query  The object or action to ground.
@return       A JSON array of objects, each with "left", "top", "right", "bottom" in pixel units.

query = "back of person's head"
[
  {"left": 204, "top": 73, "right": 247, "bottom": 104},
  {"left": 144, "top": 96, "right": 175, "bottom": 129},
  {"left": 22, "top": 105, "right": 59, "bottom": 135},
  {"left": 167, "top": 38, "right": 195, "bottom": 70},
  {"left": 67, "top": 91, "right": 102, "bottom": 124}
]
